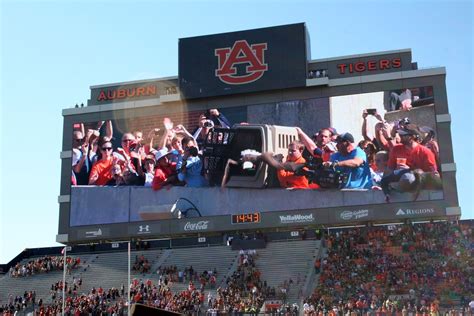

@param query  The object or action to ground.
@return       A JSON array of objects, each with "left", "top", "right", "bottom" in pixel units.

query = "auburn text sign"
[{"left": 179, "top": 23, "right": 308, "bottom": 99}]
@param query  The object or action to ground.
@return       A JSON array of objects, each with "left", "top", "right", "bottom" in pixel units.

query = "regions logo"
[
  {"left": 184, "top": 221, "right": 209, "bottom": 231},
  {"left": 85, "top": 228, "right": 102, "bottom": 238},
  {"left": 396, "top": 208, "right": 435, "bottom": 216},
  {"left": 279, "top": 214, "right": 314, "bottom": 224},
  {"left": 340, "top": 209, "right": 369, "bottom": 221},
  {"left": 215, "top": 40, "right": 268, "bottom": 85}
]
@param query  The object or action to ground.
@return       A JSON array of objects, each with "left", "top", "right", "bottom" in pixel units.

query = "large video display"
[{"left": 69, "top": 85, "right": 444, "bottom": 230}]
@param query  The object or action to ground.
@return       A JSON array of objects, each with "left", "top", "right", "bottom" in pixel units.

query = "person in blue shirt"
[
  {"left": 323, "top": 132, "right": 372, "bottom": 189},
  {"left": 177, "top": 136, "right": 209, "bottom": 187}
]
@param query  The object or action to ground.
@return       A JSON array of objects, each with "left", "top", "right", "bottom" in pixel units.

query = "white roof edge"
[
  {"left": 308, "top": 48, "right": 412, "bottom": 63},
  {"left": 90, "top": 76, "right": 179, "bottom": 89},
  {"left": 403, "top": 67, "right": 446, "bottom": 77}
]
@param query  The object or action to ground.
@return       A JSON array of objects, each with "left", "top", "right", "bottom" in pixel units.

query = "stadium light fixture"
[{"left": 170, "top": 197, "right": 202, "bottom": 219}]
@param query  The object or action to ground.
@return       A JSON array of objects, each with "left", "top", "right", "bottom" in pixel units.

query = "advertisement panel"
[
  {"left": 66, "top": 200, "right": 448, "bottom": 242},
  {"left": 308, "top": 50, "right": 414, "bottom": 80},
  {"left": 68, "top": 84, "right": 445, "bottom": 238},
  {"left": 179, "top": 23, "right": 308, "bottom": 99}
]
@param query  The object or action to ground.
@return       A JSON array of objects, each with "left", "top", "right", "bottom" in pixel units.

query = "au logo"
[{"left": 215, "top": 40, "right": 268, "bottom": 85}]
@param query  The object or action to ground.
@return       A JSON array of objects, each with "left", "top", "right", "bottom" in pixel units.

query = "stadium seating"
[
  {"left": 1, "top": 221, "right": 472, "bottom": 315},
  {"left": 303, "top": 221, "right": 473, "bottom": 315}
]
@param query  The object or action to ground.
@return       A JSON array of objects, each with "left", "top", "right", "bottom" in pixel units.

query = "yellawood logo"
[{"left": 279, "top": 214, "right": 314, "bottom": 223}]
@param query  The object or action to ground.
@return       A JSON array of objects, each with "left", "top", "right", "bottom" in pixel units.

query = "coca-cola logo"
[{"left": 184, "top": 221, "right": 209, "bottom": 231}]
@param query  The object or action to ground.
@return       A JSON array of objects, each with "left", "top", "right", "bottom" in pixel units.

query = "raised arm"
[
  {"left": 174, "top": 124, "right": 194, "bottom": 139},
  {"left": 79, "top": 123, "right": 85, "bottom": 139},
  {"left": 105, "top": 120, "right": 113, "bottom": 140},
  {"left": 361, "top": 110, "right": 371, "bottom": 141},
  {"left": 295, "top": 127, "right": 317, "bottom": 154}
]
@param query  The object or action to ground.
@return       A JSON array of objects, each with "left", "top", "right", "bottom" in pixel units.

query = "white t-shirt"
[{"left": 469, "top": 300, "right": 474, "bottom": 311}]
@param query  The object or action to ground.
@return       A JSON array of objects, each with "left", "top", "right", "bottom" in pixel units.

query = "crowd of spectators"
[
  {"left": 71, "top": 109, "right": 231, "bottom": 189},
  {"left": 49, "top": 276, "right": 84, "bottom": 300},
  {"left": 0, "top": 291, "right": 37, "bottom": 315},
  {"left": 155, "top": 265, "right": 218, "bottom": 290},
  {"left": 71, "top": 90, "right": 441, "bottom": 202},
  {"left": 286, "top": 99, "right": 441, "bottom": 200},
  {"left": 303, "top": 221, "right": 473, "bottom": 315},
  {"left": 8, "top": 256, "right": 81, "bottom": 278},
  {"left": 2, "top": 277, "right": 198, "bottom": 315},
  {"left": 40, "top": 285, "right": 124, "bottom": 315}
]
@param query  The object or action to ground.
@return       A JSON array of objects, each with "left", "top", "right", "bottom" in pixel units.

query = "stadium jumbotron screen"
[{"left": 58, "top": 24, "right": 459, "bottom": 243}]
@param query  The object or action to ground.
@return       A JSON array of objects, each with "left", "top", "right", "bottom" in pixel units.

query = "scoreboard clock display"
[{"left": 231, "top": 212, "right": 261, "bottom": 224}]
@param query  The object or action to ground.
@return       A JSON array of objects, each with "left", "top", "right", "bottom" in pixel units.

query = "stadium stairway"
[
  {"left": 298, "top": 243, "right": 327, "bottom": 314},
  {"left": 145, "top": 249, "right": 172, "bottom": 275},
  {"left": 150, "top": 245, "right": 238, "bottom": 294},
  {"left": 255, "top": 239, "right": 321, "bottom": 305},
  {"left": 219, "top": 249, "right": 241, "bottom": 288}
]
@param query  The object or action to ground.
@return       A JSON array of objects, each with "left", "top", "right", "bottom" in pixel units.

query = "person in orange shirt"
[
  {"left": 277, "top": 141, "right": 316, "bottom": 189},
  {"left": 381, "top": 124, "right": 441, "bottom": 201},
  {"left": 88, "top": 141, "right": 115, "bottom": 185},
  {"left": 387, "top": 124, "right": 438, "bottom": 173}
]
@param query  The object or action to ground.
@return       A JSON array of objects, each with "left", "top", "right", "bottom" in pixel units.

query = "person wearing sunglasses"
[{"left": 88, "top": 141, "right": 115, "bottom": 185}]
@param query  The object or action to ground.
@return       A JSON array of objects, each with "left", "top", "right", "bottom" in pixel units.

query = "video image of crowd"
[{"left": 70, "top": 85, "right": 441, "bottom": 203}]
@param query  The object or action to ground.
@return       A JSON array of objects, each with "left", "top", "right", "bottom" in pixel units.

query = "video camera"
[{"left": 295, "top": 149, "right": 349, "bottom": 189}]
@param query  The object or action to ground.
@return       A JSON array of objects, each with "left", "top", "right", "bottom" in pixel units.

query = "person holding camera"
[
  {"left": 192, "top": 108, "right": 231, "bottom": 149},
  {"left": 206, "top": 108, "right": 231, "bottom": 129},
  {"left": 322, "top": 133, "right": 373, "bottom": 189},
  {"left": 177, "top": 136, "right": 209, "bottom": 187},
  {"left": 193, "top": 113, "right": 214, "bottom": 150}
]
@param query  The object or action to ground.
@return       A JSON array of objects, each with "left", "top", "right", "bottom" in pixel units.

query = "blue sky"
[{"left": 1, "top": 0, "right": 472, "bottom": 263}]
